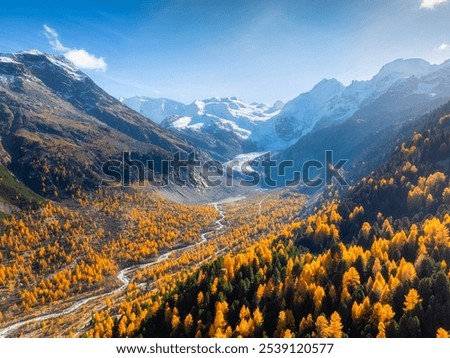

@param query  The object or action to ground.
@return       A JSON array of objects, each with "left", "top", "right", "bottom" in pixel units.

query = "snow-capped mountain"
[
  {"left": 252, "top": 58, "right": 450, "bottom": 150},
  {"left": 270, "top": 57, "right": 450, "bottom": 190},
  {"left": 120, "top": 97, "right": 186, "bottom": 124},
  {"left": 161, "top": 97, "right": 282, "bottom": 139},
  {"left": 122, "top": 58, "right": 450, "bottom": 161},
  {"left": 122, "top": 96, "right": 282, "bottom": 137},
  {"left": 121, "top": 96, "right": 283, "bottom": 160},
  {"left": 1, "top": 50, "right": 87, "bottom": 84}
]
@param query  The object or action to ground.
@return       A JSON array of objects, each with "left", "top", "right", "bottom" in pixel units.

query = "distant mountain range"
[
  {"left": 260, "top": 58, "right": 450, "bottom": 148},
  {"left": 121, "top": 58, "right": 450, "bottom": 185},
  {"left": 121, "top": 96, "right": 283, "bottom": 161},
  {"left": 276, "top": 58, "right": 450, "bottom": 186}
]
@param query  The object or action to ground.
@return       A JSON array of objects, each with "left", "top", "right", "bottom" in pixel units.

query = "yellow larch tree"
[{"left": 403, "top": 289, "right": 422, "bottom": 312}]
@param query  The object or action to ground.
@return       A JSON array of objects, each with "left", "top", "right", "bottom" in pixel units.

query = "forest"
[
  {"left": 87, "top": 104, "right": 450, "bottom": 338},
  {"left": 1, "top": 103, "right": 450, "bottom": 338}
]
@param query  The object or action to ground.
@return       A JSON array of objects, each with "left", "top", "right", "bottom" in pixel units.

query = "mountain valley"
[{"left": 1, "top": 51, "right": 450, "bottom": 338}]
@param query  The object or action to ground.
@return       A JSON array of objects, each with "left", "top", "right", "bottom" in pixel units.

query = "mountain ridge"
[
  {"left": 0, "top": 51, "right": 210, "bottom": 199},
  {"left": 255, "top": 58, "right": 450, "bottom": 150},
  {"left": 121, "top": 95, "right": 283, "bottom": 161},
  {"left": 121, "top": 58, "right": 450, "bottom": 156}
]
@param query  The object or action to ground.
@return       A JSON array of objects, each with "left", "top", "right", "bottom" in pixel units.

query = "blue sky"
[{"left": 1, "top": 0, "right": 450, "bottom": 104}]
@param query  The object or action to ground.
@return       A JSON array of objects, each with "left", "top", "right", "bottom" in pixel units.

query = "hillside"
[
  {"left": 0, "top": 163, "right": 43, "bottom": 216},
  {"left": 114, "top": 101, "right": 450, "bottom": 338},
  {"left": 0, "top": 52, "right": 207, "bottom": 198}
]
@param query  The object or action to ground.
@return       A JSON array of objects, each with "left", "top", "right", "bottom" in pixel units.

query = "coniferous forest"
[{"left": 125, "top": 104, "right": 450, "bottom": 338}]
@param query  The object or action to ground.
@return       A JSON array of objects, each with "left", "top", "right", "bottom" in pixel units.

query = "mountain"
[
  {"left": 119, "top": 97, "right": 186, "bottom": 124},
  {"left": 252, "top": 58, "right": 450, "bottom": 151},
  {"left": 338, "top": 100, "right": 450, "bottom": 228},
  {"left": 251, "top": 78, "right": 346, "bottom": 149},
  {"left": 122, "top": 96, "right": 282, "bottom": 134},
  {"left": 132, "top": 99, "right": 450, "bottom": 339},
  {"left": 257, "top": 59, "right": 450, "bottom": 190},
  {"left": 0, "top": 51, "right": 208, "bottom": 199},
  {"left": 122, "top": 58, "right": 450, "bottom": 160},
  {"left": 121, "top": 96, "right": 283, "bottom": 161}
]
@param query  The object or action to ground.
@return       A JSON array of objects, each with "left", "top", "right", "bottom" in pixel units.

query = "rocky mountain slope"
[{"left": 0, "top": 51, "right": 208, "bottom": 200}]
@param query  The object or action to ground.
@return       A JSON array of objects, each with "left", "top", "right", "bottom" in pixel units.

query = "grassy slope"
[{"left": 0, "top": 163, "right": 43, "bottom": 216}]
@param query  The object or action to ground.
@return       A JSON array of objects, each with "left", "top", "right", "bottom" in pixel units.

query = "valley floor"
[{"left": 0, "top": 188, "right": 307, "bottom": 337}]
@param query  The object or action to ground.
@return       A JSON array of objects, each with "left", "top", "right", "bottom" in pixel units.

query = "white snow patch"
[
  {"left": 46, "top": 55, "right": 86, "bottom": 81},
  {"left": 188, "top": 123, "right": 204, "bottom": 130},
  {"left": 0, "top": 75, "right": 15, "bottom": 84},
  {"left": 0, "top": 56, "right": 20, "bottom": 64},
  {"left": 19, "top": 49, "right": 43, "bottom": 55},
  {"left": 171, "top": 116, "right": 192, "bottom": 128},
  {"left": 234, "top": 152, "right": 267, "bottom": 161},
  {"left": 226, "top": 151, "right": 267, "bottom": 173}
]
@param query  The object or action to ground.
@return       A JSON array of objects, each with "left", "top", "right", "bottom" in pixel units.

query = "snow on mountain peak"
[
  {"left": 374, "top": 58, "right": 433, "bottom": 81},
  {"left": 18, "top": 49, "right": 43, "bottom": 56},
  {"left": 121, "top": 95, "right": 282, "bottom": 141},
  {"left": 252, "top": 57, "right": 450, "bottom": 151},
  {"left": 45, "top": 55, "right": 87, "bottom": 81},
  {"left": 312, "top": 78, "right": 345, "bottom": 93},
  {"left": 9, "top": 51, "right": 87, "bottom": 81},
  {"left": 122, "top": 96, "right": 186, "bottom": 123},
  {"left": 0, "top": 56, "right": 20, "bottom": 64}
]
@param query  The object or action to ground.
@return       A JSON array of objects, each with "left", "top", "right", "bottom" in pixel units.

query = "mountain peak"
[
  {"left": 272, "top": 100, "right": 284, "bottom": 110},
  {"left": 439, "top": 58, "right": 450, "bottom": 68},
  {"left": 375, "top": 58, "right": 433, "bottom": 80},
  {"left": 16, "top": 49, "right": 43, "bottom": 56},
  {"left": 315, "top": 77, "right": 343, "bottom": 86},
  {"left": 311, "top": 78, "right": 344, "bottom": 94},
  {"left": 12, "top": 52, "right": 87, "bottom": 81},
  {"left": 0, "top": 51, "right": 88, "bottom": 84}
]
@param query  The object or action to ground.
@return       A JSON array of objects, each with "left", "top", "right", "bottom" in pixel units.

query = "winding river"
[{"left": 0, "top": 203, "right": 226, "bottom": 338}]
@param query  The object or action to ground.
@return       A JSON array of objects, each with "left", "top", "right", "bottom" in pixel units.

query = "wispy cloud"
[
  {"left": 436, "top": 42, "right": 450, "bottom": 50},
  {"left": 43, "top": 24, "right": 69, "bottom": 52},
  {"left": 43, "top": 24, "right": 107, "bottom": 72},
  {"left": 420, "top": 0, "right": 448, "bottom": 9}
]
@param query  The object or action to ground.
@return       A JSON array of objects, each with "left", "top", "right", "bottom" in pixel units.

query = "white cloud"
[
  {"left": 437, "top": 42, "right": 450, "bottom": 50},
  {"left": 64, "top": 49, "right": 107, "bottom": 71},
  {"left": 420, "top": 0, "right": 448, "bottom": 9},
  {"left": 43, "top": 24, "right": 107, "bottom": 72}
]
